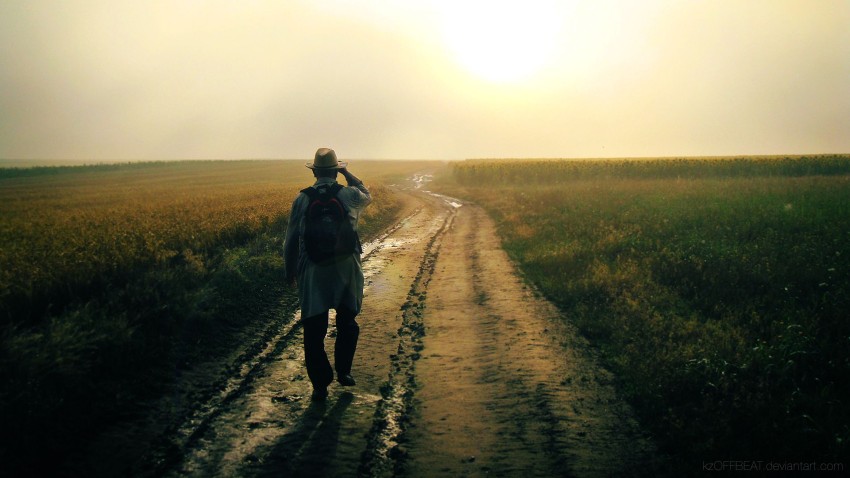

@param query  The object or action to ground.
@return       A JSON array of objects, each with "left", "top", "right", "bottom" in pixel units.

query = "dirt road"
[{"left": 134, "top": 184, "right": 654, "bottom": 477}]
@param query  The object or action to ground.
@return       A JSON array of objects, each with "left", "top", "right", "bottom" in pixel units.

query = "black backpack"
[{"left": 301, "top": 183, "right": 359, "bottom": 264}]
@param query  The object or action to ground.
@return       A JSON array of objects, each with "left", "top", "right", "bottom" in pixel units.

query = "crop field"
[
  {"left": 0, "top": 160, "right": 429, "bottom": 323},
  {"left": 435, "top": 155, "right": 850, "bottom": 465},
  {"left": 0, "top": 159, "right": 436, "bottom": 469},
  {"left": 3, "top": 155, "right": 848, "bottom": 473}
]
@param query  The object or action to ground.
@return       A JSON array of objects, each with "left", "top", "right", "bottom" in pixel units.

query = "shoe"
[
  {"left": 337, "top": 373, "right": 356, "bottom": 387},
  {"left": 311, "top": 371, "right": 334, "bottom": 401},
  {"left": 311, "top": 386, "right": 329, "bottom": 401}
]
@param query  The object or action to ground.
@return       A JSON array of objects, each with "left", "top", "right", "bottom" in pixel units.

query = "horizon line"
[{"left": 2, "top": 153, "right": 850, "bottom": 169}]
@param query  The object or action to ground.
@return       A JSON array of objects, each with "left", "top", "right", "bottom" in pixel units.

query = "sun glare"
[{"left": 437, "top": 1, "right": 563, "bottom": 84}]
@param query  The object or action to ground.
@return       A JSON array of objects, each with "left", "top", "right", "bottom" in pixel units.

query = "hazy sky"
[{"left": 1, "top": 0, "right": 848, "bottom": 160}]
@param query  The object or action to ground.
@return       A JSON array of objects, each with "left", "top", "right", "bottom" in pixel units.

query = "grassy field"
[
  {"left": 0, "top": 159, "right": 436, "bottom": 472},
  {"left": 434, "top": 155, "right": 850, "bottom": 468}
]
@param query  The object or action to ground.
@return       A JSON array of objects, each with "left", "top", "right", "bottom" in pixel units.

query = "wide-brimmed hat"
[{"left": 306, "top": 148, "right": 347, "bottom": 170}]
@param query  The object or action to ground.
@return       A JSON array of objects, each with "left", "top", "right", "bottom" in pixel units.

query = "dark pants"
[{"left": 303, "top": 306, "right": 360, "bottom": 388}]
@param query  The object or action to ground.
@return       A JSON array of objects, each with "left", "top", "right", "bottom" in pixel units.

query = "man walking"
[{"left": 284, "top": 148, "right": 372, "bottom": 401}]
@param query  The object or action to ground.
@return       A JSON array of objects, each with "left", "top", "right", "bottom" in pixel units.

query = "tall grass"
[
  {"left": 437, "top": 156, "right": 850, "bottom": 469},
  {"left": 453, "top": 155, "right": 850, "bottom": 184},
  {"left": 0, "top": 159, "right": 433, "bottom": 474}
]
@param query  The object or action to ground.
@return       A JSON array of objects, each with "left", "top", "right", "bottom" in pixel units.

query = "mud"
[{"left": 84, "top": 180, "right": 655, "bottom": 477}]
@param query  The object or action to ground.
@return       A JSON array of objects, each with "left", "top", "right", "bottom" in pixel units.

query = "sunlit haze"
[
  {"left": 1, "top": 0, "right": 848, "bottom": 160},
  {"left": 438, "top": 0, "right": 563, "bottom": 83}
]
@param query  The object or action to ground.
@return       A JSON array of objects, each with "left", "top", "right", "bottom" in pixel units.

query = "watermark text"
[{"left": 703, "top": 460, "right": 844, "bottom": 472}]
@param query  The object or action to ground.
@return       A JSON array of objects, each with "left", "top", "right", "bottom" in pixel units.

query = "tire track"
[
  {"left": 358, "top": 201, "right": 457, "bottom": 477},
  {"left": 143, "top": 301, "right": 302, "bottom": 475}
]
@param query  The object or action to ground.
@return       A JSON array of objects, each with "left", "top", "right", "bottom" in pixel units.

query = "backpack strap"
[
  {"left": 301, "top": 183, "right": 346, "bottom": 209},
  {"left": 301, "top": 183, "right": 344, "bottom": 196},
  {"left": 326, "top": 183, "right": 344, "bottom": 195}
]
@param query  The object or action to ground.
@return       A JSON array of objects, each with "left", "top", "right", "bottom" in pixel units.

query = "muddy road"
[{"left": 122, "top": 184, "right": 654, "bottom": 477}]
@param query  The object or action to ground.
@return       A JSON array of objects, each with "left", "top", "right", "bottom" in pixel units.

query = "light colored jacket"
[{"left": 283, "top": 177, "right": 372, "bottom": 318}]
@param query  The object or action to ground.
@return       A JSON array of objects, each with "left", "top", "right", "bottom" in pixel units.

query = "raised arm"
[
  {"left": 340, "top": 167, "right": 371, "bottom": 208},
  {"left": 340, "top": 167, "right": 363, "bottom": 186}
]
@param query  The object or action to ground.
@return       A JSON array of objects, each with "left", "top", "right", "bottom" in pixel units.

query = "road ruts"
[
  {"left": 156, "top": 189, "right": 455, "bottom": 477},
  {"left": 400, "top": 202, "right": 656, "bottom": 478},
  {"left": 147, "top": 184, "right": 656, "bottom": 477},
  {"left": 357, "top": 196, "right": 457, "bottom": 477}
]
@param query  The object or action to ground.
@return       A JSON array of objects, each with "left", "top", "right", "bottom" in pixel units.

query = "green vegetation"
[
  {"left": 0, "top": 159, "right": 434, "bottom": 472},
  {"left": 454, "top": 154, "right": 850, "bottom": 183},
  {"left": 437, "top": 155, "right": 850, "bottom": 468}
]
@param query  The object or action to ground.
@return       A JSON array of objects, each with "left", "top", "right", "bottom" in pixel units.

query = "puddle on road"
[
  {"left": 424, "top": 190, "right": 463, "bottom": 209},
  {"left": 411, "top": 173, "right": 433, "bottom": 189}
]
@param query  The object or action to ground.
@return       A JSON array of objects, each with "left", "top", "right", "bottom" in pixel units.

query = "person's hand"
[{"left": 340, "top": 167, "right": 361, "bottom": 185}]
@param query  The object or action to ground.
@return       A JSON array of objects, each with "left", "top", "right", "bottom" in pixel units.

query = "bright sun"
[{"left": 437, "top": 1, "right": 563, "bottom": 84}]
